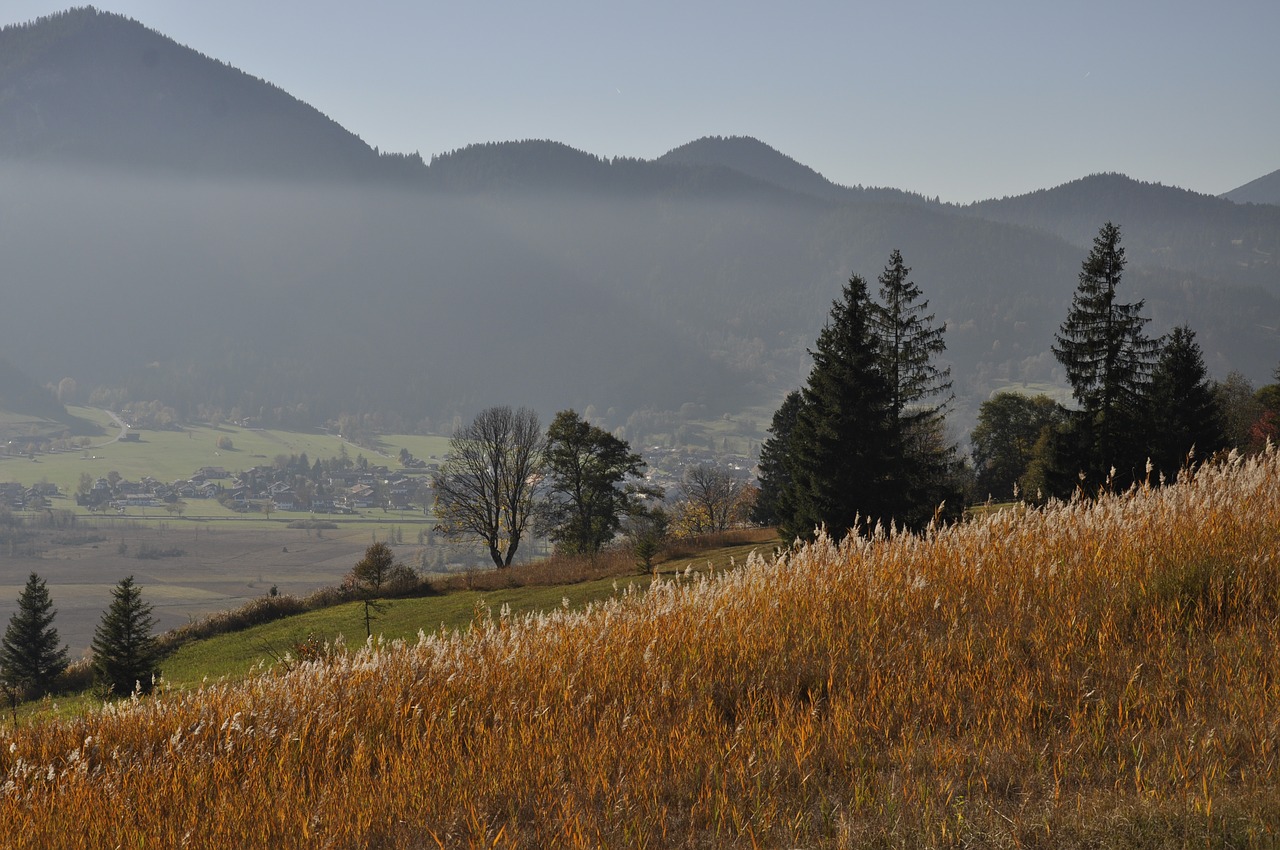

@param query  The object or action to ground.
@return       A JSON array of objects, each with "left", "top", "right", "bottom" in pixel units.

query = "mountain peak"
[
  {"left": 1223, "top": 168, "right": 1280, "bottom": 206},
  {"left": 659, "top": 135, "right": 937, "bottom": 207},
  {"left": 659, "top": 135, "right": 844, "bottom": 200},
  {"left": 0, "top": 6, "right": 391, "bottom": 181}
]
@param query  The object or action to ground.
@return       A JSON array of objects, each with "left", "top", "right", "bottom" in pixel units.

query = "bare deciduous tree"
[
  {"left": 433, "top": 406, "right": 545, "bottom": 568},
  {"left": 678, "top": 463, "right": 744, "bottom": 534}
]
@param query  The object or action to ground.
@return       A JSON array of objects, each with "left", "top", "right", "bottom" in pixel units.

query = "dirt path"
[{"left": 89, "top": 409, "right": 128, "bottom": 448}]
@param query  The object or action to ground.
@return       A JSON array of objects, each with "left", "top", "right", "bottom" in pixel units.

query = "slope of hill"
[
  {"left": 3, "top": 447, "right": 1278, "bottom": 846},
  {"left": 0, "top": 7, "right": 401, "bottom": 181},
  {"left": 0, "top": 357, "right": 97, "bottom": 437},
  {"left": 1224, "top": 167, "right": 1280, "bottom": 206}
]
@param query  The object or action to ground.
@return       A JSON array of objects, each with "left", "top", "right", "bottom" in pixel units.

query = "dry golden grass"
[{"left": 3, "top": 450, "right": 1279, "bottom": 848}]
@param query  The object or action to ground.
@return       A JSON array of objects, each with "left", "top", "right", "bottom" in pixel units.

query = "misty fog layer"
[{"left": 2, "top": 158, "right": 1278, "bottom": 435}]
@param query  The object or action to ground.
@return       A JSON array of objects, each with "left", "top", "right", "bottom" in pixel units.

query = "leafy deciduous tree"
[
  {"left": 349, "top": 542, "right": 397, "bottom": 637},
  {"left": 351, "top": 541, "right": 396, "bottom": 593},
  {"left": 1214, "top": 371, "right": 1262, "bottom": 453},
  {"left": 970, "top": 392, "right": 1069, "bottom": 500},
  {"left": 541, "top": 410, "right": 652, "bottom": 555}
]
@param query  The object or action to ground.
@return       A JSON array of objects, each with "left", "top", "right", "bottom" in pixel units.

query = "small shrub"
[
  {"left": 158, "top": 594, "right": 309, "bottom": 652},
  {"left": 134, "top": 543, "right": 186, "bottom": 560}
]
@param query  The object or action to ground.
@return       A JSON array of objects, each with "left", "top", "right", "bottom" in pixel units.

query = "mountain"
[
  {"left": 0, "top": 8, "right": 1276, "bottom": 445},
  {"left": 658, "top": 136, "right": 936, "bottom": 207},
  {"left": 1224, "top": 168, "right": 1280, "bottom": 206},
  {"left": 964, "top": 173, "right": 1280, "bottom": 291},
  {"left": 0, "top": 7, "right": 409, "bottom": 181}
]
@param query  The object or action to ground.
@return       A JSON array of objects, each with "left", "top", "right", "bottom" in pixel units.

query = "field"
[
  {"left": 0, "top": 518, "right": 441, "bottom": 657},
  {"left": 2, "top": 448, "right": 1277, "bottom": 847},
  {"left": 2, "top": 406, "right": 451, "bottom": 509},
  {"left": 0, "top": 409, "right": 461, "bottom": 656}
]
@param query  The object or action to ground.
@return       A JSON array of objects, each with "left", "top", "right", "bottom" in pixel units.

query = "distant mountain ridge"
[
  {"left": 0, "top": 7, "right": 1276, "bottom": 438},
  {"left": 964, "top": 173, "right": 1280, "bottom": 291}
]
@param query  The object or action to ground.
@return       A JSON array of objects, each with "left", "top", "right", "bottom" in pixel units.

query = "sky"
[{"left": 3, "top": 1, "right": 1278, "bottom": 203}]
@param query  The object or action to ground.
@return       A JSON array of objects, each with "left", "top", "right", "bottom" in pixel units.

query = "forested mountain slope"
[{"left": 0, "top": 7, "right": 403, "bottom": 181}]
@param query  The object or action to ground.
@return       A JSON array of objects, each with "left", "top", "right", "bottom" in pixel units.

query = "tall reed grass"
[{"left": 2, "top": 449, "right": 1279, "bottom": 848}]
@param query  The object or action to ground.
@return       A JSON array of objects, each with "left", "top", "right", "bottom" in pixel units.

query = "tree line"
[
  {"left": 973, "top": 222, "right": 1280, "bottom": 502},
  {"left": 754, "top": 226, "right": 1280, "bottom": 541}
]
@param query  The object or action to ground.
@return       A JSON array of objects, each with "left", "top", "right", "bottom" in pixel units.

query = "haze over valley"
[{"left": 0, "top": 7, "right": 1277, "bottom": 447}]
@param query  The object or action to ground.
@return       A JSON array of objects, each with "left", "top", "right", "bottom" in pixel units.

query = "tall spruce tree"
[
  {"left": 752, "top": 390, "right": 803, "bottom": 526},
  {"left": 1146, "top": 325, "right": 1225, "bottom": 478},
  {"left": 1, "top": 573, "right": 69, "bottom": 698},
  {"left": 91, "top": 576, "right": 161, "bottom": 697},
  {"left": 1052, "top": 222, "right": 1159, "bottom": 488},
  {"left": 870, "top": 249, "right": 958, "bottom": 524},
  {"left": 780, "top": 274, "right": 898, "bottom": 542}
]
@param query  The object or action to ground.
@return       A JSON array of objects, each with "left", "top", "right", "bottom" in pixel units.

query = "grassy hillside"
[
  {"left": 2, "top": 450, "right": 1278, "bottom": 846},
  {"left": 159, "top": 534, "right": 772, "bottom": 688}
]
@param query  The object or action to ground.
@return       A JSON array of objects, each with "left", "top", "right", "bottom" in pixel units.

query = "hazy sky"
[{"left": 4, "top": 1, "right": 1277, "bottom": 202}]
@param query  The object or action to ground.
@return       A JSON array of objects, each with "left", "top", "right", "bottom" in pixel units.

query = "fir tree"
[
  {"left": 1052, "top": 222, "right": 1159, "bottom": 488},
  {"left": 870, "top": 249, "right": 958, "bottom": 524},
  {"left": 752, "top": 390, "right": 803, "bottom": 526},
  {"left": 91, "top": 576, "right": 160, "bottom": 697},
  {"left": 1, "top": 573, "right": 69, "bottom": 698},
  {"left": 871, "top": 249, "right": 952, "bottom": 424},
  {"left": 781, "top": 274, "right": 898, "bottom": 542},
  {"left": 1146, "top": 325, "right": 1225, "bottom": 478}
]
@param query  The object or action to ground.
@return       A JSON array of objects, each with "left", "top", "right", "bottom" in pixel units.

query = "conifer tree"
[
  {"left": 781, "top": 274, "right": 898, "bottom": 542},
  {"left": 752, "top": 390, "right": 803, "bottom": 526},
  {"left": 1052, "top": 222, "right": 1159, "bottom": 488},
  {"left": 871, "top": 249, "right": 958, "bottom": 523},
  {"left": 872, "top": 249, "right": 952, "bottom": 425},
  {"left": 1, "top": 573, "right": 69, "bottom": 698},
  {"left": 1146, "top": 325, "right": 1225, "bottom": 478},
  {"left": 91, "top": 576, "right": 160, "bottom": 697}
]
